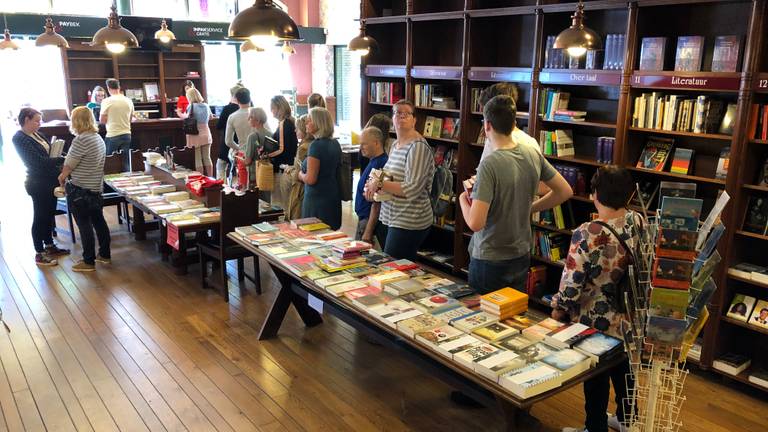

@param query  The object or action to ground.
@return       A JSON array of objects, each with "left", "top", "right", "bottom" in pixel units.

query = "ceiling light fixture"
[
  {"left": 35, "top": 17, "right": 70, "bottom": 48},
  {"left": 281, "top": 41, "right": 295, "bottom": 55},
  {"left": 0, "top": 14, "right": 19, "bottom": 51},
  {"left": 229, "top": 0, "right": 301, "bottom": 45},
  {"left": 91, "top": 2, "right": 139, "bottom": 54},
  {"left": 348, "top": 2, "right": 377, "bottom": 57},
  {"left": 240, "top": 40, "right": 265, "bottom": 53},
  {"left": 154, "top": 19, "right": 175, "bottom": 44},
  {"left": 553, "top": 0, "right": 602, "bottom": 58}
]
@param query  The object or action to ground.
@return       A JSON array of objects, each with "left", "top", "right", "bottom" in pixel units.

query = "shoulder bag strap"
[{"left": 593, "top": 220, "right": 634, "bottom": 263}]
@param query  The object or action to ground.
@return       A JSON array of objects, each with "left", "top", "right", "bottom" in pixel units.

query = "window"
[
  {"left": 333, "top": 46, "right": 361, "bottom": 130},
  {"left": 51, "top": 0, "right": 114, "bottom": 15},
  {"left": 131, "top": 0, "right": 188, "bottom": 19},
  {"left": 240, "top": 48, "right": 293, "bottom": 131},
  {"left": 203, "top": 43, "right": 239, "bottom": 107},
  {"left": 1, "top": 0, "right": 49, "bottom": 13}
]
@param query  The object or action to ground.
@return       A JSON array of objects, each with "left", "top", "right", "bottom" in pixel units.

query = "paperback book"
[
  {"left": 472, "top": 322, "right": 519, "bottom": 342},
  {"left": 636, "top": 137, "right": 674, "bottom": 171},
  {"left": 674, "top": 36, "right": 705, "bottom": 72},
  {"left": 573, "top": 332, "right": 623, "bottom": 364},
  {"left": 540, "top": 349, "right": 591, "bottom": 381},
  {"left": 639, "top": 37, "right": 667, "bottom": 71},
  {"left": 499, "top": 362, "right": 562, "bottom": 398},
  {"left": 711, "top": 35, "right": 741, "bottom": 72},
  {"left": 726, "top": 294, "right": 756, "bottom": 322},
  {"left": 748, "top": 300, "right": 768, "bottom": 329}
]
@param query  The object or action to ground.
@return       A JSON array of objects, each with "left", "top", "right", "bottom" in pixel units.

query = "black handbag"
[{"left": 182, "top": 103, "right": 199, "bottom": 135}]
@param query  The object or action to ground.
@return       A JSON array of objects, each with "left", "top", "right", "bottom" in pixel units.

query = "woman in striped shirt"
[
  {"left": 58, "top": 106, "right": 111, "bottom": 272},
  {"left": 365, "top": 100, "right": 435, "bottom": 260}
]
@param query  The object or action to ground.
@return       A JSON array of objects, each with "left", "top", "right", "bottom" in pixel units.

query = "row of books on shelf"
[
  {"left": 538, "top": 89, "right": 583, "bottom": 121},
  {"left": 552, "top": 164, "right": 588, "bottom": 197},
  {"left": 233, "top": 218, "right": 624, "bottom": 398},
  {"left": 728, "top": 263, "right": 768, "bottom": 284},
  {"left": 638, "top": 35, "right": 740, "bottom": 72},
  {"left": 726, "top": 292, "right": 768, "bottom": 330},
  {"left": 631, "top": 93, "right": 735, "bottom": 136},
  {"left": 539, "top": 130, "right": 574, "bottom": 158},
  {"left": 713, "top": 353, "right": 767, "bottom": 388},
  {"left": 543, "top": 34, "right": 625, "bottom": 71},
  {"left": 533, "top": 202, "right": 574, "bottom": 232},
  {"left": 414, "top": 84, "right": 456, "bottom": 109},
  {"left": 532, "top": 230, "right": 569, "bottom": 263},
  {"left": 747, "top": 104, "right": 768, "bottom": 141},
  {"left": 423, "top": 116, "right": 460, "bottom": 140},
  {"left": 635, "top": 135, "right": 730, "bottom": 179},
  {"left": 416, "top": 250, "right": 454, "bottom": 266},
  {"left": 369, "top": 81, "right": 404, "bottom": 105}
]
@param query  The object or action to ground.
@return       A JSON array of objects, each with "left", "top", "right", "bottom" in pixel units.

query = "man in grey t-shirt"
[{"left": 459, "top": 95, "right": 573, "bottom": 294}]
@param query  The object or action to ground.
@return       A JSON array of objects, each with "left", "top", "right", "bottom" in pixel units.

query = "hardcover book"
[
  {"left": 636, "top": 137, "right": 674, "bottom": 171},
  {"left": 711, "top": 35, "right": 741, "bottom": 72},
  {"left": 743, "top": 196, "right": 768, "bottom": 235},
  {"left": 713, "top": 353, "right": 752, "bottom": 376},
  {"left": 639, "top": 37, "right": 667, "bottom": 71},
  {"left": 669, "top": 148, "right": 694, "bottom": 175},
  {"left": 540, "top": 349, "right": 591, "bottom": 381},
  {"left": 718, "top": 104, "right": 738, "bottom": 135},
  {"left": 748, "top": 300, "right": 768, "bottom": 329},
  {"left": 659, "top": 181, "right": 697, "bottom": 200},
  {"left": 726, "top": 294, "right": 757, "bottom": 322},
  {"left": 748, "top": 368, "right": 768, "bottom": 388},
  {"left": 715, "top": 147, "right": 730, "bottom": 180},
  {"left": 674, "top": 36, "right": 705, "bottom": 72}
]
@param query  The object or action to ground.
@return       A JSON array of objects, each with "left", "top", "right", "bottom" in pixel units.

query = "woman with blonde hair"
[
  {"left": 86, "top": 86, "right": 106, "bottom": 111},
  {"left": 179, "top": 87, "right": 213, "bottom": 175},
  {"left": 282, "top": 114, "right": 313, "bottom": 219},
  {"left": 299, "top": 107, "right": 341, "bottom": 229},
  {"left": 57, "top": 106, "right": 110, "bottom": 272}
]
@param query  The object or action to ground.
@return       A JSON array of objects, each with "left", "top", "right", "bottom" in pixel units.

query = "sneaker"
[
  {"left": 35, "top": 253, "right": 58, "bottom": 267},
  {"left": 562, "top": 428, "right": 588, "bottom": 432},
  {"left": 44, "top": 244, "right": 70, "bottom": 256},
  {"left": 608, "top": 415, "right": 626, "bottom": 431},
  {"left": 95, "top": 256, "right": 112, "bottom": 265},
  {"left": 72, "top": 261, "right": 96, "bottom": 272}
]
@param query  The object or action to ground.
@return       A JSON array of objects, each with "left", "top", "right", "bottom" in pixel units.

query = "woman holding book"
[
  {"left": 299, "top": 107, "right": 342, "bottom": 229},
  {"left": 552, "top": 165, "right": 642, "bottom": 432},
  {"left": 12, "top": 107, "right": 69, "bottom": 266},
  {"left": 364, "top": 100, "right": 435, "bottom": 261},
  {"left": 283, "top": 114, "right": 313, "bottom": 220}
]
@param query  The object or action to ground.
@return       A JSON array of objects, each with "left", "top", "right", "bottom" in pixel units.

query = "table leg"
[
  {"left": 175, "top": 231, "right": 189, "bottom": 275},
  {"left": 132, "top": 205, "right": 147, "bottom": 241},
  {"left": 258, "top": 264, "right": 322, "bottom": 340},
  {"left": 497, "top": 398, "right": 541, "bottom": 432}
]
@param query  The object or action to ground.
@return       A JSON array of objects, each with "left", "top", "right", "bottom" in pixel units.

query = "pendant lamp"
[
  {"left": 36, "top": 17, "right": 70, "bottom": 48},
  {"left": 281, "top": 41, "right": 295, "bottom": 55},
  {"left": 155, "top": 19, "right": 176, "bottom": 44},
  {"left": 553, "top": 1, "right": 602, "bottom": 58},
  {"left": 91, "top": 2, "right": 139, "bottom": 54},
  {"left": 229, "top": 0, "right": 301, "bottom": 48},
  {"left": 0, "top": 14, "right": 19, "bottom": 51},
  {"left": 348, "top": 2, "right": 377, "bottom": 57},
  {"left": 240, "top": 40, "right": 265, "bottom": 53}
]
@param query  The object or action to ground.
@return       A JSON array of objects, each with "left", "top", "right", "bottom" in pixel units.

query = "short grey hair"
[
  {"left": 361, "top": 126, "right": 384, "bottom": 147},
  {"left": 248, "top": 107, "right": 268, "bottom": 124},
  {"left": 309, "top": 107, "right": 334, "bottom": 139}
]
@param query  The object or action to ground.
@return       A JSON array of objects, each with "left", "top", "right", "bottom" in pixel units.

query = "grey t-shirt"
[
  {"left": 64, "top": 132, "right": 106, "bottom": 192},
  {"left": 469, "top": 144, "right": 557, "bottom": 260}
]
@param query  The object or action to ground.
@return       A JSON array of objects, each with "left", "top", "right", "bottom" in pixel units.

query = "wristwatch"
[{"left": 376, "top": 179, "right": 384, "bottom": 191}]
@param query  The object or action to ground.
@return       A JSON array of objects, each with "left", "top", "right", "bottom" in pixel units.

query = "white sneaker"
[
  {"left": 562, "top": 428, "right": 588, "bottom": 432},
  {"left": 608, "top": 414, "right": 627, "bottom": 432}
]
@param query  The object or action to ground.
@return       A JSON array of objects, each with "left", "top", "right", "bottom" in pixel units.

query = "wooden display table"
[{"left": 227, "top": 231, "right": 626, "bottom": 431}]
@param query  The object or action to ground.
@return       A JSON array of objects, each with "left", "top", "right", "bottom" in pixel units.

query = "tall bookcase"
[
  {"left": 360, "top": 0, "right": 768, "bottom": 391},
  {"left": 61, "top": 41, "right": 207, "bottom": 118}
]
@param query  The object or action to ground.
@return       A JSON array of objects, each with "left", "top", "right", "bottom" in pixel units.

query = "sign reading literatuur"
[{"left": 631, "top": 73, "right": 741, "bottom": 91}]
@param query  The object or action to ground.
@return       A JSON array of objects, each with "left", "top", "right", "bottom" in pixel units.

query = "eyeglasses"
[{"left": 393, "top": 111, "right": 413, "bottom": 117}]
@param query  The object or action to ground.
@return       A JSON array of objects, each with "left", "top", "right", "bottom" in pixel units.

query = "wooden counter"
[{"left": 40, "top": 118, "right": 223, "bottom": 161}]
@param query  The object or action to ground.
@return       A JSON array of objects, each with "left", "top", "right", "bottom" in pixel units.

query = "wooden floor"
[{"left": 0, "top": 159, "right": 766, "bottom": 431}]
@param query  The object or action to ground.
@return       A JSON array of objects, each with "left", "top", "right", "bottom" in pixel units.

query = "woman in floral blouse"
[{"left": 553, "top": 166, "right": 641, "bottom": 432}]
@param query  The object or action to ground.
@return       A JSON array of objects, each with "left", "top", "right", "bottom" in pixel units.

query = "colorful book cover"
[
  {"left": 636, "top": 137, "right": 674, "bottom": 171},
  {"left": 646, "top": 315, "right": 688, "bottom": 345},
  {"left": 649, "top": 287, "right": 689, "bottom": 319},
  {"left": 433, "top": 305, "right": 476, "bottom": 322},
  {"left": 657, "top": 228, "right": 697, "bottom": 260},
  {"left": 495, "top": 333, "right": 537, "bottom": 351},
  {"left": 413, "top": 294, "right": 461, "bottom": 314},
  {"left": 396, "top": 313, "right": 444, "bottom": 337},
  {"left": 652, "top": 258, "right": 694, "bottom": 290},
  {"left": 451, "top": 311, "right": 497, "bottom": 332},
  {"left": 670, "top": 148, "right": 694, "bottom": 175},
  {"left": 726, "top": 294, "right": 757, "bottom": 322},
  {"left": 674, "top": 36, "right": 705, "bottom": 72},
  {"left": 516, "top": 342, "right": 560, "bottom": 363},
  {"left": 572, "top": 332, "right": 622, "bottom": 360},
  {"left": 743, "top": 196, "right": 768, "bottom": 235},
  {"left": 639, "top": 37, "right": 667, "bottom": 71},
  {"left": 253, "top": 222, "right": 278, "bottom": 232},
  {"left": 472, "top": 322, "right": 519, "bottom": 342},
  {"left": 432, "top": 283, "right": 475, "bottom": 299},
  {"left": 540, "top": 349, "right": 590, "bottom": 375},
  {"left": 660, "top": 196, "right": 703, "bottom": 224},
  {"left": 659, "top": 181, "right": 697, "bottom": 200},
  {"left": 415, "top": 325, "right": 464, "bottom": 346},
  {"left": 748, "top": 300, "right": 768, "bottom": 329},
  {"left": 711, "top": 35, "right": 741, "bottom": 73},
  {"left": 326, "top": 280, "right": 368, "bottom": 297}
]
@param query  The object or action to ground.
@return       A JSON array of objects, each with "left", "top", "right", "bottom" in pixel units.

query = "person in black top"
[
  {"left": 215, "top": 83, "right": 245, "bottom": 180},
  {"left": 12, "top": 107, "right": 70, "bottom": 266},
  {"left": 270, "top": 95, "right": 298, "bottom": 204}
]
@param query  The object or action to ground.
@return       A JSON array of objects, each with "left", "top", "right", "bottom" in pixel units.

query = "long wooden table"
[{"left": 227, "top": 232, "right": 626, "bottom": 431}]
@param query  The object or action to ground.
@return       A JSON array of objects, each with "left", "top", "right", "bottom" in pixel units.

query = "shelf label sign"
[
  {"left": 366, "top": 66, "right": 406, "bottom": 77},
  {"left": 411, "top": 67, "right": 462, "bottom": 79},
  {"left": 540, "top": 71, "right": 621, "bottom": 86},
  {"left": 758, "top": 78, "right": 768, "bottom": 90},
  {"left": 469, "top": 69, "right": 531, "bottom": 82},
  {"left": 632, "top": 73, "right": 740, "bottom": 91}
]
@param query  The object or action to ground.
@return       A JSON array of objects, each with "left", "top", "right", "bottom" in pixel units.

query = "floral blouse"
[{"left": 551, "top": 211, "right": 641, "bottom": 338}]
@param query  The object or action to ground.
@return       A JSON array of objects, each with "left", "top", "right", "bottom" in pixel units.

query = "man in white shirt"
[
  {"left": 224, "top": 88, "right": 254, "bottom": 183},
  {"left": 100, "top": 78, "right": 134, "bottom": 171},
  {"left": 478, "top": 82, "right": 541, "bottom": 161}
]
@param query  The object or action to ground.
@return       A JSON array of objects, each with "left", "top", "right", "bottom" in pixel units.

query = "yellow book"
[
  {"left": 368, "top": 270, "right": 409, "bottom": 289},
  {"left": 481, "top": 288, "right": 529, "bottom": 308},
  {"left": 299, "top": 223, "right": 331, "bottom": 232}
]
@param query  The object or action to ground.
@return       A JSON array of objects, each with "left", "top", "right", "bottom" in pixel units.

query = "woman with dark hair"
[
  {"left": 12, "top": 107, "right": 69, "bottom": 266},
  {"left": 553, "top": 165, "right": 643, "bottom": 432},
  {"left": 175, "top": 80, "right": 195, "bottom": 115},
  {"left": 270, "top": 95, "right": 299, "bottom": 203},
  {"left": 307, "top": 93, "right": 326, "bottom": 109}
]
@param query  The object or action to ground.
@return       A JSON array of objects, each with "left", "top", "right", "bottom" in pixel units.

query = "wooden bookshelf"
[
  {"left": 360, "top": 0, "right": 768, "bottom": 390},
  {"left": 720, "top": 316, "right": 768, "bottom": 337},
  {"left": 727, "top": 273, "right": 768, "bottom": 290},
  {"left": 62, "top": 42, "right": 206, "bottom": 118}
]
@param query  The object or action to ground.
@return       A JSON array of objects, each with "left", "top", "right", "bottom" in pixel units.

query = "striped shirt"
[
  {"left": 64, "top": 132, "right": 106, "bottom": 192},
  {"left": 380, "top": 138, "right": 435, "bottom": 230}
]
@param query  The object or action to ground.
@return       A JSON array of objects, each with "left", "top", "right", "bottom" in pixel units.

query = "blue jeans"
[
  {"left": 468, "top": 254, "right": 530, "bottom": 295},
  {"left": 105, "top": 134, "right": 132, "bottom": 171},
  {"left": 383, "top": 226, "right": 430, "bottom": 261}
]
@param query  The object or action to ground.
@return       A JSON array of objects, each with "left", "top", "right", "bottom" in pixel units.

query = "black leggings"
[
  {"left": 583, "top": 358, "right": 634, "bottom": 432},
  {"left": 26, "top": 183, "right": 57, "bottom": 253}
]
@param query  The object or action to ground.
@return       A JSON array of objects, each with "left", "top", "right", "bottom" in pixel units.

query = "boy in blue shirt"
[{"left": 355, "top": 126, "right": 388, "bottom": 246}]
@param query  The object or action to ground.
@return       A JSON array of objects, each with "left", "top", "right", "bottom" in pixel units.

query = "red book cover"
[
  {"left": 748, "top": 104, "right": 759, "bottom": 140},
  {"left": 762, "top": 105, "right": 768, "bottom": 141}
]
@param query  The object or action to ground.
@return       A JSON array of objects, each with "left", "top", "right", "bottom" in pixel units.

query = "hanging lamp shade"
[
  {"left": 154, "top": 19, "right": 175, "bottom": 44},
  {"left": 35, "top": 17, "right": 69, "bottom": 48},
  {"left": 91, "top": 4, "right": 139, "bottom": 53},
  {"left": 348, "top": 25, "right": 378, "bottom": 56},
  {"left": 553, "top": 2, "right": 602, "bottom": 57},
  {"left": 281, "top": 41, "right": 295, "bottom": 55},
  {"left": 0, "top": 14, "right": 19, "bottom": 50},
  {"left": 229, "top": 0, "right": 301, "bottom": 48},
  {"left": 240, "top": 40, "right": 266, "bottom": 53}
]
